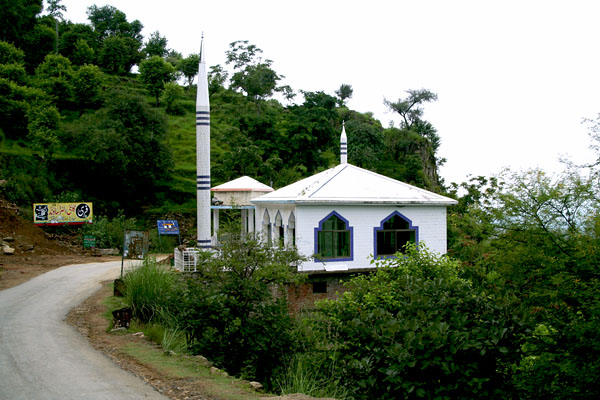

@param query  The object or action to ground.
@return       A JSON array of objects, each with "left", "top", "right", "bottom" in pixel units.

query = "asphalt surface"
[{"left": 0, "top": 260, "right": 168, "bottom": 400}]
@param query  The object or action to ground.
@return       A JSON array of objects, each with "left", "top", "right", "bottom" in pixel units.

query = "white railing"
[{"left": 173, "top": 247, "right": 200, "bottom": 272}]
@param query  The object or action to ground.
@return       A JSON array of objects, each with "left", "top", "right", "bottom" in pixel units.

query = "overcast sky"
[{"left": 59, "top": 0, "right": 600, "bottom": 184}]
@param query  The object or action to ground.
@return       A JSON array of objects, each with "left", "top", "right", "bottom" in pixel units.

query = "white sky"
[{"left": 59, "top": 0, "right": 600, "bottom": 184}]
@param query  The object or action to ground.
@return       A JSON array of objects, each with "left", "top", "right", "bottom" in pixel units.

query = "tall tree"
[
  {"left": 144, "top": 30, "right": 168, "bottom": 58},
  {"left": 86, "top": 5, "right": 143, "bottom": 42},
  {"left": 177, "top": 53, "right": 199, "bottom": 89},
  {"left": 335, "top": 83, "right": 353, "bottom": 106},
  {"left": 384, "top": 89, "right": 438, "bottom": 129},
  {"left": 0, "top": 0, "right": 43, "bottom": 47},
  {"left": 225, "top": 40, "right": 284, "bottom": 101},
  {"left": 45, "top": 0, "right": 66, "bottom": 53},
  {"left": 139, "top": 55, "right": 175, "bottom": 107}
]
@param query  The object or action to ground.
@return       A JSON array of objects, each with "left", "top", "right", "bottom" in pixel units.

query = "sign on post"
[
  {"left": 33, "top": 203, "right": 93, "bottom": 226},
  {"left": 83, "top": 235, "right": 96, "bottom": 249},
  {"left": 121, "top": 230, "right": 149, "bottom": 277},
  {"left": 157, "top": 220, "right": 180, "bottom": 235}
]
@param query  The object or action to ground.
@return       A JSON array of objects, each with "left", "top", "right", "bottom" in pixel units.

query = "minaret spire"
[
  {"left": 340, "top": 121, "right": 348, "bottom": 164},
  {"left": 196, "top": 34, "right": 211, "bottom": 248}
]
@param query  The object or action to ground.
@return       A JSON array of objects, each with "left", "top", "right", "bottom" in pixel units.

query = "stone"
[
  {"left": 2, "top": 237, "right": 14, "bottom": 242},
  {"left": 21, "top": 244, "right": 35, "bottom": 252},
  {"left": 2, "top": 245, "right": 15, "bottom": 255},
  {"left": 249, "top": 381, "right": 263, "bottom": 391},
  {"left": 98, "top": 248, "right": 120, "bottom": 256}
]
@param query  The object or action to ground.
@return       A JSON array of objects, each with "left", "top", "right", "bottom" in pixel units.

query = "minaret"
[
  {"left": 196, "top": 35, "right": 211, "bottom": 249},
  {"left": 340, "top": 121, "right": 348, "bottom": 164}
]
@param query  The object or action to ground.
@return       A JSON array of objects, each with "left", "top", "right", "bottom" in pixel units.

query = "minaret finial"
[
  {"left": 340, "top": 121, "right": 348, "bottom": 165},
  {"left": 199, "top": 32, "right": 205, "bottom": 63}
]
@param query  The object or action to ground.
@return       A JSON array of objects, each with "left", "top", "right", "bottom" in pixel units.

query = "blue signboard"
[{"left": 157, "top": 220, "right": 180, "bottom": 235}]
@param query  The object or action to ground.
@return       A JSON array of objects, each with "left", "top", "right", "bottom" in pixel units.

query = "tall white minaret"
[
  {"left": 196, "top": 35, "right": 211, "bottom": 249},
  {"left": 340, "top": 121, "right": 348, "bottom": 164}
]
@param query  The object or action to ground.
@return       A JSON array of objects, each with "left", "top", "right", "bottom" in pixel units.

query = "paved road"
[{"left": 0, "top": 261, "right": 167, "bottom": 400}]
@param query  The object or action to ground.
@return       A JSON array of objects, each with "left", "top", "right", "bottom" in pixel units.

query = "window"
[
  {"left": 312, "top": 281, "right": 327, "bottom": 294},
  {"left": 374, "top": 212, "right": 418, "bottom": 257},
  {"left": 287, "top": 212, "right": 296, "bottom": 247},
  {"left": 262, "top": 210, "right": 272, "bottom": 246},
  {"left": 275, "top": 212, "right": 284, "bottom": 247},
  {"left": 314, "top": 211, "right": 353, "bottom": 261}
]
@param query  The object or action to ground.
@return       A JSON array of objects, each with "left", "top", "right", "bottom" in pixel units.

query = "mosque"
[{"left": 186, "top": 37, "right": 456, "bottom": 303}]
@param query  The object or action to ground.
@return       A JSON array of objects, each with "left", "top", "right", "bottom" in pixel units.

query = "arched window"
[
  {"left": 262, "top": 210, "right": 272, "bottom": 246},
  {"left": 275, "top": 211, "right": 284, "bottom": 247},
  {"left": 314, "top": 211, "right": 353, "bottom": 261},
  {"left": 287, "top": 212, "right": 296, "bottom": 247},
  {"left": 374, "top": 211, "right": 418, "bottom": 257}
]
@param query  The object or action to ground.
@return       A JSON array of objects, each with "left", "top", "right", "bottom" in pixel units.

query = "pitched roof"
[
  {"left": 211, "top": 176, "right": 273, "bottom": 192},
  {"left": 251, "top": 164, "right": 457, "bottom": 206}
]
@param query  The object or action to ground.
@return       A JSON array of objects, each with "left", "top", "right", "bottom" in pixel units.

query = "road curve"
[{"left": 0, "top": 261, "right": 168, "bottom": 400}]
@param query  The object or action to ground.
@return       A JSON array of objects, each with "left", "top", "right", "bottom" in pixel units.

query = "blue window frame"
[
  {"left": 374, "top": 211, "right": 418, "bottom": 258},
  {"left": 314, "top": 211, "right": 353, "bottom": 261}
]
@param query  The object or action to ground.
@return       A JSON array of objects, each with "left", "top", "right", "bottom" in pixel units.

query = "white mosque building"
[{"left": 250, "top": 123, "right": 457, "bottom": 273}]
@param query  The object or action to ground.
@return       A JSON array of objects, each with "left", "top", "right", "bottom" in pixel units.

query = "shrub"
[
  {"left": 311, "top": 245, "right": 524, "bottom": 399},
  {"left": 122, "top": 257, "right": 180, "bottom": 323}
]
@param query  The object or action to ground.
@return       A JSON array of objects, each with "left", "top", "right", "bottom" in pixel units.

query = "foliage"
[
  {"left": 177, "top": 53, "right": 199, "bottom": 89},
  {"left": 384, "top": 89, "right": 438, "bottom": 130},
  {"left": 72, "top": 63, "right": 104, "bottom": 110},
  {"left": 139, "top": 55, "right": 175, "bottom": 107},
  {"left": 86, "top": 5, "right": 143, "bottom": 42},
  {"left": 180, "top": 233, "right": 305, "bottom": 386},
  {"left": 80, "top": 212, "right": 139, "bottom": 249},
  {"left": 144, "top": 30, "right": 168, "bottom": 58},
  {"left": 123, "top": 257, "right": 181, "bottom": 324},
  {"left": 0, "top": 0, "right": 43, "bottom": 48},
  {"left": 161, "top": 82, "right": 185, "bottom": 115},
  {"left": 310, "top": 244, "right": 524, "bottom": 399},
  {"left": 97, "top": 34, "right": 142, "bottom": 75},
  {"left": 335, "top": 83, "right": 353, "bottom": 106}
]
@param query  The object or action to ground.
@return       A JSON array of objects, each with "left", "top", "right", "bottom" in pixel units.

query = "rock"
[
  {"left": 2, "top": 237, "right": 14, "bottom": 242},
  {"left": 97, "top": 248, "right": 120, "bottom": 256},
  {"left": 132, "top": 332, "right": 145, "bottom": 337},
  {"left": 2, "top": 245, "right": 15, "bottom": 255},
  {"left": 209, "top": 366, "right": 228, "bottom": 377},
  {"left": 21, "top": 244, "right": 35, "bottom": 252},
  {"left": 195, "top": 355, "right": 211, "bottom": 366},
  {"left": 110, "top": 327, "right": 127, "bottom": 332},
  {"left": 249, "top": 381, "right": 263, "bottom": 391}
]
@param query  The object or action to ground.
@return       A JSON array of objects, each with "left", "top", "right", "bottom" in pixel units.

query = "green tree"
[
  {"left": 138, "top": 55, "right": 175, "bottom": 107},
  {"left": 226, "top": 40, "right": 285, "bottom": 101},
  {"left": 72, "top": 64, "right": 104, "bottom": 110},
  {"left": 0, "top": 0, "right": 43, "bottom": 47},
  {"left": 335, "top": 83, "right": 353, "bottom": 106},
  {"left": 63, "top": 89, "right": 172, "bottom": 213},
  {"left": 98, "top": 35, "right": 142, "bottom": 74},
  {"left": 45, "top": 0, "right": 66, "bottom": 53},
  {"left": 86, "top": 5, "right": 143, "bottom": 42},
  {"left": 177, "top": 53, "right": 199, "bottom": 89},
  {"left": 70, "top": 38, "right": 94, "bottom": 66},
  {"left": 143, "top": 30, "right": 168, "bottom": 58},
  {"left": 161, "top": 82, "right": 184, "bottom": 115},
  {"left": 384, "top": 89, "right": 438, "bottom": 129},
  {"left": 33, "top": 53, "right": 74, "bottom": 109},
  {"left": 26, "top": 104, "right": 60, "bottom": 159}
]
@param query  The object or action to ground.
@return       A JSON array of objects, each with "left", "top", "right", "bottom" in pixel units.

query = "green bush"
[
  {"left": 122, "top": 257, "right": 180, "bottom": 323},
  {"left": 311, "top": 245, "right": 524, "bottom": 399},
  {"left": 81, "top": 212, "right": 138, "bottom": 249}
]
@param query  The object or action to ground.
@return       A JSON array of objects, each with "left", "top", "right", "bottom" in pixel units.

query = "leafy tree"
[
  {"left": 98, "top": 34, "right": 142, "bottom": 74},
  {"left": 0, "top": 0, "right": 43, "bottom": 47},
  {"left": 344, "top": 110, "right": 384, "bottom": 168},
  {"left": 26, "top": 104, "right": 60, "bottom": 159},
  {"left": 384, "top": 89, "right": 438, "bottom": 129},
  {"left": 72, "top": 64, "right": 104, "bottom": 110},
  {"left": 335, "top": 83, "right": 353, "bottom": 106},
  {"left": 70, "top": 38, "right": 94, "bottom": 66},
  {"left": 33, "top": 53, "right": 73, "bottom": 109},
  {"left": 208, "top": 63, "right": 228, "bottom": 94},
  {"left": 22, "top": 16, "right": 56, "bottom": 71},
  {"left": 139, "top": 55, "right": 175, "bottom": 107},
  {"left": 177, "top": 53, "right": 199, "bottom": 89},
  {"left": 161, "top": 82, "right": 184, "bottom": 115},
  {"left": 63, "top": 89, "right": 172, "bottom": 213},
  {"left": 144, "top": 30, "right": 168, "bottom": 58},
  {"left": 45, "top": 0, "right": 66, "bottom": 53},
  {"left": 226, "top": 40, "right": 284, "bottom": 101},
  {"left": 0, "top": 41, "right": 25, "bottom": 64},
  {"left": 86, "top": 5, "right": 143, "bottom": 42}
]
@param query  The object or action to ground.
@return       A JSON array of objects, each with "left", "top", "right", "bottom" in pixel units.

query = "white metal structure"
[
  {"left": 196, "top": 35, "right": 211, "bottom": 249},
  {"left": 173, "top": 247, "right": 200, "bottom": 272}
]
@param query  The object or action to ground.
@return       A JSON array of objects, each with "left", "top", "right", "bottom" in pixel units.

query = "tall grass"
[
  {"left": 275, "top": 352, "right": 348, "bottom": 399},
  {"left": 122, "top": 257, "right": 179, "bottom": 324}
]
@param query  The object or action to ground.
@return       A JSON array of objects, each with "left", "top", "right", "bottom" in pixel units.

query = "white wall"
[{"left": 254, "top": 203, "right": 449, "bottom": 272}]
